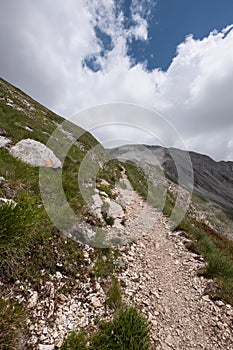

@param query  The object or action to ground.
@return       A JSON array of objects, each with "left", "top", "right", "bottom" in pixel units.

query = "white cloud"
[{"left": 0, "top": 1, "right": 233, "bottom": 161}]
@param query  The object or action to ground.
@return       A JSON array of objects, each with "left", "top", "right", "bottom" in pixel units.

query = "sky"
[{"left": 0, "top": 0, "right": 233, "bottom": 161}]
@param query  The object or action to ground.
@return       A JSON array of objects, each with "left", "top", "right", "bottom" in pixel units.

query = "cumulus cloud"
[{"left": 0, "top": 1, "right": 233, "bottom": 161}]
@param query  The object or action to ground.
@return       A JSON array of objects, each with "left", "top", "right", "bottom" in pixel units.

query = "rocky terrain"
[
  {"left": 0, "top": 77, "right": 233, "bottom": 349},
  {"left": 109, "top": 144, "right": 233, "bottom": 239},
  {"left": 109, "top": 144, "right": 233, "bottom": 212},
  {"left": 5, "top": 187, "right": 233, "bottom": 349}
]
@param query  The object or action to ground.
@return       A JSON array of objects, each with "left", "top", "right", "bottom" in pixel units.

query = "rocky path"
[
  {"left": 11, "top": 182, "right": 233, "bottom": 349},
  {"left": 119, "top": 192, "right": 233, "bottom": 349}
]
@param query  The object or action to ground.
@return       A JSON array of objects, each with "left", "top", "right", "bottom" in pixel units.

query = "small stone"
[
  {"left": 165, "top": 334, "right": 174, "bottom": 347},
  {"left": 202, "top": 295, "right": 210, "bottom": 302},
  {"left": 28, "top": 291, "right": 38, "bottom": 308},
  {"left": 0, "top": 136, "right": 11, "bottom": 147},
  {"left": 70, "top": 303, "right": 79, "bottom": 312},
  {"left": 53, "top": 331, "right": 59, "bottom": 339},
  {"left": 91, "top": 296, "right": 101, "bottom": 308},
  {"left": 216, "top": 322, "right": 224, "bottom": 330},
  {"left": 43, "top": 327, "right": 48, "bottom": 334},
  {"left": 29, "top": 324, "right": 35, "bottom": 331},
  {"left": 38, "top": 345, "right": 54, "bottom": 350},
  {"left": 55, "top": 271, "right": 63, "bottom": 279},
  {"left": 215, "top": 300, "right": 225, "bottom": 307}
]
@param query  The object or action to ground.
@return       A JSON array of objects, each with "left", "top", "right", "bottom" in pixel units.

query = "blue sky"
[
  {"left": 84, "top": 0, "right": 233, "bottom": 71},
  {"left": 0, "top": 0, "right": 233, "bottom": 160},
  {"left": 145, "top": 0, "right": 233, "bottom": 70}
]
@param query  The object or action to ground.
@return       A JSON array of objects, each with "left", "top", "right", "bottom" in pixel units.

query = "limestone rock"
[
  {"left": 0, "top": 136, "right": 11, "bottom": 147},
  {"left": 28, "top": 291, "right": 38, "bottom": 308},
  {"left": 108, "top": 201, "right": 124, "bottom": 219},
  {"left": 0, "top": 198, "right": 16, "bottom": 207},
  {"left": 38, "top": 345, "right": 54, "bottom": 350},
  {"left": 10, "top": 139, "right": 62, "bottom": 168}
]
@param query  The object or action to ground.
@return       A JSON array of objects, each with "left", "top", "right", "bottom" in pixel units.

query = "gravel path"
[{"left": 119, "top": 192, "right": 233, "bottom": 350}]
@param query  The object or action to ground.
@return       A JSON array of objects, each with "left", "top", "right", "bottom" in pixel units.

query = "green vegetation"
[
  {"left": 92, "top": 249, "right": 120, "bottom": 277},
  {"left": 62, "top": 306, "right": 150, "bottom": 350},
  {"left": 61, "top": 330, "right": 88, "bottom": 350},
  {"left": 0, "top": 298, "right": 27, "bottom": 350},
  {"left": 106, "top": 276, "right": 122, "bottom": 309},
  {"left": 177, "top": 216, "right": 233, "bottom": 304},
  {"left": 0, "top": 78, "right": 133, "bottom": 347},
  {"left": 124, "top": 162, "right": 148, "bottom": 199}
]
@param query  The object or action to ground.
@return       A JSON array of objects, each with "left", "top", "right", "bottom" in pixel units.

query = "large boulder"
[{"left": 10, "top": 139, "right": 62, "bottom": 168}]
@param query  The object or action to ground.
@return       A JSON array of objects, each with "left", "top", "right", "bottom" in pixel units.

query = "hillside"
[
  {"left": 109, "top": 144, "right": 233, "bottom": 239},
  {"left": 0, "top": 78, "right": 233, "bottom": 350}
]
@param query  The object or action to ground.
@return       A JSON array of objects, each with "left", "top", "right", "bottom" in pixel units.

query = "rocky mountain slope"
[
  {"left": 110, "top": 144, "right": 233, "bottom": 211},
  {"left": 109, "top": 144, "right": 233, "bottom": 239},
  {"left": 0, "top": 78, "right": 233, "bottom": 350}
]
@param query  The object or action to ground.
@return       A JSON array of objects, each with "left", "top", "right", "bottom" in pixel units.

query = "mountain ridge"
[{"left": 109, "top": 144, "right": 233, "bottom": 213}]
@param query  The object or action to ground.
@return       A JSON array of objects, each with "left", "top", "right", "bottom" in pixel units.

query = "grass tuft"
[
  {"left": 62, "top": 306, "right": 150, "bottom": 350},
  {"left": 105, "top": 276, "right": 122, "bottom": 309},
  {"left": 0, "top": 298, "right": 27, "bottom": 350}
]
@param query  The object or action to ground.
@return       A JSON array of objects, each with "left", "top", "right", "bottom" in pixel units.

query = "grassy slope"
[{"left": 0, "top": 78, "right": 128, "bottom": 348}]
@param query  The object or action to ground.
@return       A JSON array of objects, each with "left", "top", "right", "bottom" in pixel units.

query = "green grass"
[
  {"left": 177, "top": 215, "right": 233, "bottom": 303},
  {"left": 62, "top": 306, "right": 150, "bottom": 350},
  {"left": 91, "top": 248, "right": 120, "bottom": 277},
  {"left": 61, "top": 330, "right": 88, "bottom": 350},
  {"left": 124, "top": 162, "right": 148, "bottom": 199},
  {"left": 106, "top": 276, "right": 122, "bottom": 309},
  {"left": 0, "top": 298, "right": 27, "bottom": 350}
]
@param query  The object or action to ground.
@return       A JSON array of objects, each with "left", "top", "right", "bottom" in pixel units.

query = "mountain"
[
  {"left": 109, "top": 144, "right": 233, "bottom": 238},
  {"left": 1, "top": 78, "right": 233, "bottom": 350}
]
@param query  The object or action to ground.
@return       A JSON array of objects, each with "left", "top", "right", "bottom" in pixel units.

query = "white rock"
[
  {"left": 91, "top": 296, "right": 101, "bottom": 308},
  {"left": 43, "top": 327, "right": 48, "bottom": 334},
  {"left": 108, "top": 201, "right": 124, "bottom": 219},
  {"left": 38, "top": 345, "right": 54, "bottom": 350},
  {"left": 0, "top": 136, "right": 11, "bottom": 147},
  {"left": 92, "top": 194, "right": 103, "bottom": 209},
  {"left": 28, "top": 291, "right": 38, "bottom": 308},
  {"left": 100, "top": 191, "right": 108, "bottom": 197},
  {"left": 10, "top": 139, "right": 62, "bottom": 168},
  {"left": 215, "top": 300, "right": 225, "bottom": 307},
  {"left": 53, "top": 331, "right": 59, "bottom": 339},
  {"left": 0, "top": 198, "right": 17, "bottom": 208},
  {"left": 55, "top": 271, "right": 63, "bottom": 279}
]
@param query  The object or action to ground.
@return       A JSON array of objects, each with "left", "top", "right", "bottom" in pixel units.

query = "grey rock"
[
  {"left": 10, "top": 139, "right": 62, "bottom": 168},
  {"left": 0, "top": 136, "right": 11, "bottom": 147},
  {"left": 108, "top": 201, "right": 124, "bottom": 219}
]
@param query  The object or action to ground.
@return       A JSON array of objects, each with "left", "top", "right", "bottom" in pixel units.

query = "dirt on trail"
[{"left": 117, "top": 191, "right": 233, "bottom": 350}]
